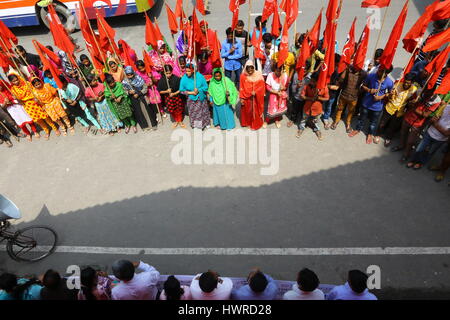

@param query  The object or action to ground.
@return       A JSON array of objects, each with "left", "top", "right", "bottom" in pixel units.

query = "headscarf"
[
  {"left": 242, "top": 60, "right": 264, "bottom": 83},
  {"left": 58, "top": 50, "right": 74, "bottom": 74},
  {"left": 208, "top": 68, "right": 238, "bottom": 106},
  {"left": 179, "top": 70, "right": 208, "bottom": 101},
  {"left": 157, "top": 40, "right": 166, "bottom": 50},
  {"left": 107, "top": 57, "right": 124, "bottom": 82},
  {"left": 122, "top": 66, "right": 145, "bottom": 92}
]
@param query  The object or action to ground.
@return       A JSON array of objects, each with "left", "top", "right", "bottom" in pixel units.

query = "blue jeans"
[
  {"left": 225, "top": 67, "right": 242, "bottom": 90},
  {"left": 322, "top": 95, "right": 337, "bottom": 122},
  {"left": 356, "top": 107, "right": 382, "bottom": 135},
  {"left": 411, "top": 131, "right": 446, "bottom": 164}
]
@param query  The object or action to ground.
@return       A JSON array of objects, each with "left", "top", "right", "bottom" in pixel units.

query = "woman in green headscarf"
[{"left": 208, "top": 68, "right": 237, "bottom": 130}]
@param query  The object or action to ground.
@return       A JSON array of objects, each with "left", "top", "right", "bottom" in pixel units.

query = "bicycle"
[{"left": 0, "top": 195, "right": 58, "bottom": 262}]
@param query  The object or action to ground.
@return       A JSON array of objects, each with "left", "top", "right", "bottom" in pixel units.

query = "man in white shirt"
[
  {"left": 190, "top": 270, "right": 233, "bottom": 300},
  {"left": 326, "top": 270, "right": 377, "bottom": 300},
  {"left": 111, "top": 260, "right": 160, "bottom": 300},
  {"left": 283, "top": 268, "right": 324, "bottom": 300}
]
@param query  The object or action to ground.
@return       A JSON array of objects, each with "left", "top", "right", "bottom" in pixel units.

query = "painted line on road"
[{"left": 2, "top": 246, "right": 450, "bottom": 255}]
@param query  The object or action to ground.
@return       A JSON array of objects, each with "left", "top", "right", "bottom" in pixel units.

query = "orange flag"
[
  {"left": 425, "top": 46, "right": 450, "bottom": 89},
  {"left": 229, "top": 0, "right": 246, "bottom": 30},
  {"left": 251, "top": 26, "right": 264, "bottom": 60},
  {"left": 0, "top": 20, "right": 17, "bottom": 51},
  {"left": 435, "top": 72, "right": 450, "bottom": 95},
  {"left": 379, "top": 0, "right": 408, "bottom": 70},
  {"left": 431, "top": 0, "right": 450, "bottom": 21},
  {"left": 97, "top": 11, "right": 119, "bottom": 55},
  {"left": 402, "top": 1, "right": 436, "bottom": 53},
  {"left": 145, "top": 13, "right": 159, "bottom": 48},
  {"left": 277, "top": 21, "right": 289, "bottom": 68},
  {"left": 117, "top": 39, "right": 134, "bottom": 68},
  {"left": 166, "top": 4, "right": 179, "bottom": 35},
  {"left": 353, "top": 19, "right": 371, "bottom": 70},
  {"left": 361, "top": 0, "right": 390, "bottom": 8},
  {"left": 295, "top": 34, "right": 311, "bottom": 80},
  {"left": 338, "top": 17, "right": 357, "bottom": 74},
  {"left": 286, "top": 0, "right": 299, "bottom": 30},
  {"left": 262, "top": 0, "right": 276, "bottom": 22},
  {"left": 196, "top": 0, "right": 206, "bottom": 15},
  {"left": 271, "top": 2, "right": 281, "bottom": 38},
  {"left": 317, "top": 18, "right": 336, "bottom": 90},
  {"left": 211, "top": 31, "right": 222, "bottom": 68},
  {"left": 308, "top": 9, "right": 322, "bottom": 52},
  {"left": 33, "top": 40, "right": 64, "bottom": 89},
  {"left": 47, "top": 4, "right": 77, "bottom": 66},
  {"left": 175, "top": 0, "right": 184, "bottom": 18},
  {"left": 422, "top": 28, "right": 450, "bottom": 52},
  {"left": 142, "top": 49, "right": 154, "bottom": 75}
]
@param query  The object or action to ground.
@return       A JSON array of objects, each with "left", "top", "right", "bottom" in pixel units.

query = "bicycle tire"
[{"left": 7, "top": 225, "right": 58, "bottom": 262}]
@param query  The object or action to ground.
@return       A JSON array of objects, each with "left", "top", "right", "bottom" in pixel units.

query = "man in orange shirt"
[{"left": 297, "top": 73, "right": 329, "bottom": 140}]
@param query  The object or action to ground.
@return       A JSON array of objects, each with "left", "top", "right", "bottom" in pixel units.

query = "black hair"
[
  {"left": 163, "top": 275, "right": 184, "bottom": 300},
  {"left": 80, "top": 267, "right": 97, "bottom": 301},
  {"left": 44, "top": 70, "right": 52, "bottom": 77},
  {"left": 310, "top": 72, "right": 320, "bottom": 82},
  {"left": 7, "top": 74, "right": 18, "bottom": 82},
  {"left": 0, "top": 273, "right": 40, "bottom": 300},
  {"left": 379, "top": 65, "right": 393, "bottom": 74},
  {"left": 108, "top": 60, "right": 117, "bottom": 67},
  {"left": 237, "top": 20, "right": 245, "bottom": 27},
  {"left": 255, "top": 16, "right": 262, "bottom": 27},
  {"left": 213, "top": 69, "right": 222, "bottom": 77},
  {"left": 135, "top": 60, "right": 145, "bottom": 68},
  {"left": 111, "top": 260, "right": 135, "bottom": 281},
  {"left": 199, "top": 50, "right": 209, "bottom": 61},
  {"left": 348, "top": 270, "right": 368, "bottom": 294},
  {"left": 31, "top": 78, "right": 42, "bottom": 86},
  {"left": 374, "top": 48, "right": 384, "bottom": 59},
  {"left": 58, "top": 74, "right": 68, "bottom": 85},
  {"left": 297, "top": 268, "right": 320, "bottom": 292},
  {"left": 45, "top": 45, "right": 54, "bottom": 52},
  {"left": 404, "top": 72, "right": 415, "bottom": 82},
  {"left": 15, "top": 45, "right": 25, "bottom": 52},
  {"left": 199, "top": 272, "right": 218, "bottom": 293},
  {"left": 79, "top": 54, "right": 90, "bottom": 62},
  {"left": 164, "top": 64, "right": 173, "bottom": 72},
  {"left": 334, "top": 53, "right": 341, "bottom": 64},
  {"left": 86, "top": 74, "right": 96, "bottom": 84},
  {"left": 42, "top": 269, "right": 62, "bottom": 290},
  {"left": 178, "top": 56, "right": 187, "bottom": 64},
  {"left": 0, "top": 273, "right": 17, "bottom": 292},
  {"left": 249, "top": 272, "right": 268, "bottom": 293},
  {"left": 226, "top": 27, "right": 233, "bottom": 36},
  {"left": 262, "top": 33, "right": 273, "bottom": 44},
  {"left": 104, "top": 73, "right": 116, "bottom": 85}
]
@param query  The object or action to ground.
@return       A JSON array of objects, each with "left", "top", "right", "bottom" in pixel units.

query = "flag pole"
[
  {"left": 246, "top": 0, "right": 252, "bottom": 60},
  {"left": 80, "top": 1, "right": 107, "bottom": 66},
  {"left": 372, "top": 3, "right": 390, "bottom": 59},
  {"left": 96, "top": 11, "right": 121, "bottom": 63}
]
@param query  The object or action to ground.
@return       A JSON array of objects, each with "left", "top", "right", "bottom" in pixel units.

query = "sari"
[
  {"left": 10, "top": 76, "right": 48, "bottom": 122},
  {"left": 239, "top": 60, "right": 266, "bottom": 130},
  {"left": 0, "top": 83, "right": 32, "bottom": 126},
  {"left": 104, "top": 81, "right": 134, "bottom": 122},
  {"left": 32, "top": 81, "right": 68, "bottom": 122},
  {"left": 208, "top": 68, "right": 237, "bottom": 130},
  {"left": 85, "top": 82, "right": 122, "bottom": 132},
  {"left": 179, "top": 71, "right": 210, "bottom": 129},
  {"left": 157, "top": 73, "right": 184, "bottom": 122},
  {"left": 150, "top": 41, "right": 181, "bottom": 77},
  {"left": 265, "top": 71, "right": 288, "bottom": 119},
  {"left": 107, "top": 58, "right": 125, "bottom": 83}
]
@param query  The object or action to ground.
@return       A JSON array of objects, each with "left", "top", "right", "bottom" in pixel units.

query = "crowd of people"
[
  {"left": 0, "top": 14, "right": 449, "bottom": 184},
  {"left": 0, "top": 260, "right": 377, "bottom": 300}
]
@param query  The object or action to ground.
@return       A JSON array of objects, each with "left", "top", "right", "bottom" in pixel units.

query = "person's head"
[
  {"left": 236, "top": 20, "right": 245, "bottom": 34},
  {"left": 433, "top": 19, "right": 447, "bottom": 32},
  {"left": 44, "top": 70, "right": 53, "bottom": 79},
  {"left": 80, "top": 54, "right": 91, "bottom": 66},
  {"left": 80, "top": 267, "right": 98, "bottom": 300},
  {"left": 186, "top": 64, "right": 195, "bottom": 77},
  {"left": 59, "top": 75, "right": 69, "bottom": 89},
  {"left": 248, "top": 271, "right": 268, "bottom": 293},
  {"left": 255, "top": 16, "right": 266, "bottom": 30},
  {"left": 178, "top": 56, "right": 187, "bottom": 69},
  {"left": 226, "top": 27, "right": 234, "bottom": 42},
  {"left": 31, "top": 77, "right": 43, "bottom": 89},
  {"left": 199, "top": 271, "right": 219, "bottom": 293},
  {"left": 0, "top": 273, "right": 17, "bottom": 293},
  {"left": 309, "top": 72, "right": 319, "bottom": 87},
  {"left": 42, "top": 269, "right": 62, "bottom": 290},
  {"left": 297, "top": 268, "right": 320, "bottom": 292},
  {"left": 112, "top": 260, "right": 135, "bottom": 281},
  {"left": 135, "top": 60, "right": 146, "bottom": 73},
  {"left": 376, "top": 65, "right": 393, "bottom": 79},
  {"left": 87, "top": 74, "right": 98, "bottom": 87},
  {"left": 7, "top": 74, "right": 20, "bottom": 86},
  {"left": 348, "top": 270, "right": 368, "bottom": 294},
  {"left": 104, "top": 73, "right": 116, "bottom": 88},
  {"left": 125, "top": 66, "right": 135, "bottom": 79},
  {"left": 273, "top": 65, "right": 283, "bottom": 77},
  {"left": 199, "top": 51, "right": 209, "bottom": 64},
  {"left": 422, "top": 87, "right": 436, "bottom": 100},
  {"left": 403, "top": 73, "right": 414, "bottom": 90},
  {"left": 46, "top": 45, "right": 54, "bottom": 52},
  {"left": 163, "top": 275, "right": 184, "bottom": 300},
  {"left": 245, "top": 62, "right": 255, "bottom": 76},
  {"left": 164, "top": 64, "right": 174, "bottom": 78},
  {"left": 213, "top": 69, "right": 222, "bottom": 82},
  {"left": 158, "top": 40, "right": 166, "bottom": 54},
  {"left": 374, "top": 48, "right": 384, "bottom": 65},
  {"left": 108, "top": 60, "right": 118, "bottom": 72},
  {"left": 262, "top": 33, "right": 273, "bottom": 49},
  {"left": 334, "top": 53, "right": 341, "bottom": 65},
  {"left": 200, "top": 20, "right": 209, "bottom": 34},
  {"left": 15, "top": 45, "right": 26, "bottom": 56}
]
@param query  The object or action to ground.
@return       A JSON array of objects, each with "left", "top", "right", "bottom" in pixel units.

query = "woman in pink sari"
[
  {"left": 150, "top": 40, "right": 181, "bottom": 78},
  {"left": 135, "top": 60, "right": 165, "bottom": 118},
  {"left": 264, "top": 65, "right": 288, "bottom": 128}
]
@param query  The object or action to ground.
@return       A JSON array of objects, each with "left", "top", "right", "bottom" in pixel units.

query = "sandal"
[
  {"left": 330, "top": 123, "right": 337, "bottom": 130},
  {"left": 133, "top": 126, "right": 138, "bottom": 134},
  {"left": 125, "top": 127, "right": 130, "bottom": 134},
  {"left": 373, "top": 136, "right": 380, "bottom": 144},
  {"left": 435, "top": 173, "right": 444, "bottom": 182},
  {"left": 275, "top": 121, "right": 281, "bottom": 128},
  {"left": 413, "top": 163, "right": 423, "bottom": 170},
  {"left": 44, "top": 134, "right": 50, "bottom": 140},
  {"left": 26, "top": 135, "right": 32, "bottom": 142},
  {"left": 35, "top": 133, "right": 40, "bottom": 139},
  {"left": 172, "top": 122, "right": 179, "bottom": 129},
  {"left": 55, "top": 130, "right": 61, "bottom": 136},
  {"left": 345, "top": 126, "right": 352, "bottom": 134},
  {"left": 69, "top": 127, "right": 75, "bottom": 135},
  {"left": 406, "top": 162, "right": 415, "bottom": 169},
  {"left": 296, "top": 130, "right": 304, "bottom": 139},
  {"left": 315, "top": 131, "right": 323, "bottom": 141},
  {"left": 348, "top": 130, "right": 360, "bottom": 138},
  {"left": 180, "top": 123, "right": 186, "bottom": 128},
  {"left": 384, "top": 139, "right": 391, "bottom": 147},
  {"left": 287, "top": 121, "right": 293, "bottom": 128},
  {"left": 262, "top": 122, "right": 268, "bottom": 129},
  {"left": 5, "top": 141, "right": 13, "bottom": 148}
]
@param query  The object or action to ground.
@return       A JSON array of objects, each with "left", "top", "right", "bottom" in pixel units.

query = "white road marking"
[{"left": 2, "top": 246, "right": 450, "bottom": 255}]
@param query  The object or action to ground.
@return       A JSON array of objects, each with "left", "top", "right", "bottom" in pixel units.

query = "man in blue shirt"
[
  {"left": 349, "top": 66, "right": 394, "bottom": 144},
  {"left": 326, "top": 270, "right": 377, "bottom": 300},
  {"left": 221, "top": 27, "right": 243, "bottom": 89},
  {"left": 231, "top": 269, "right": 278, "bottom": 300}
]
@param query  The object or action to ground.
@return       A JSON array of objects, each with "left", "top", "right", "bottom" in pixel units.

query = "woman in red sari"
[{"left": 239, "top": 60, "right": 266, "bottom": 130}]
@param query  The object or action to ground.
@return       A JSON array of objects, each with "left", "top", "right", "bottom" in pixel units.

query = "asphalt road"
[{"left": 1, "top": 0, "right": 449, "bottom": 299}]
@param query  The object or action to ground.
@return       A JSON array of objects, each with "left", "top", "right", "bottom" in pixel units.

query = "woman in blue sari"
[
  {"left": 179, "top": 64, "right": 210, "bottom": 129},
  {"left": 208, "top": 68, "right": 237, "bottom": 130}
]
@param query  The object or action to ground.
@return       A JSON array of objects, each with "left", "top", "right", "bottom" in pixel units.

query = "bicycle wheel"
[{"left": 7, "top": 225, "right": 58, "bottom": 262}]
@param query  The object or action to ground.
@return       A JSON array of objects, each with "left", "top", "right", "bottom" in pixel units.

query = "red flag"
[
  {"left": 271, "top": 3, "right": 281, "bottom": 38},
  {"left": 142, "top": 49, "right": 154, "bottom": 75},
  {"left": 211, "top": 31, "right": 222, "bottom": 68},
  {"left": 117, "top": 39, "right": 134, "bottom": 67},
  {"left": 401, "top": 49, "right": 418, "bottom": 81},
  {"left": 379, "top": 0, "right": 409, "bottom": 70},
  {"left": 277, "top": 21, "right": 289, "bottom": 68},
  {"left": 175, "top": 0, "right": 184, "bottom": 18},
  {"left": 361, "top": 0, "right": 391, "bottom": 8},
  {"left": 0, "top": 20, "right": 17, "bottom": 52},
  {"left": 353, "top": 19, "right": 371, "bottom": 70},
  {"left": 145, "top": 13, "right": 159, "bottom": 48},
  {"left": 402, "top": 1, "right": 436, "bottom": 53},
  {"left": 166, "top": 4, "right": 179, "bottom": 35},
  {"left": 196, "top": 0, "right": 206, "bottom": 15},
  {"left": 77, "top": 1, "right": 102, "bottom": 61},
  {"left": 323, "top": 0, "right": 339, "bottom": 51},
  {"left": 148, "top": 0, "right": 155, "bottom": 7},
  {"left": 97, "top": 11, "right": 119, "bottom": 55},
  {"left": 0, "top": 51, "right": 10, "bottom": 69},
  {"left": 308, "top": 9, "right": 322, "bottom": 52},
  {"left": 47, "top": 4, "right": 77, "bottom": 66},
  {"left": 337, "top": 17, "right": 357, "bottom": 74},
  {"left": 251, "top": 26, "right": 264, "bottom": 60},
  {"left": 33, "top": 40, "right": 64, "bottom": 89},
  {"left": 191, "top": 8, "right": 202, "bottom": 42},
  {"left": 422, "top": 28, "right": 450, "bottom": 52},
  {"left": 286, "top": 0, "right": 299, "bottom": 29},
  {"left": 435, "top": 71, "right": 450, "bottom": 95},
  {"left": 262, "top": 0, "right": 276, "bottom": 22},
  {"left": 295, "top": 35, "right": 311, "bottom": 80},
  {"left": 425, "top": 46, "right": 450, "bottom": 89},
  {"left": 431, "top": 0, "right": 450, "bottom": 21},
  {"left": 317, "top": 20, "right": 336, "bottom": 90},
  {"left": 229, "top": 0, "right": 246, "bottom": 30}
]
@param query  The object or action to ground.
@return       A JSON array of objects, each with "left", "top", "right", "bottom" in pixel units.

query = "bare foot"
[
  {"left": 26, "top": 135, "right": 32, "bottom": 142},
  {"left": 172, "top": 122, "right": 179, "bottom": 129},
  {"left": 35, "top": 133, "right": 41, "bottom": 139},
  {"left": 180, "top": 123, "right": 186, "bottom": 128},
  {"left": 262, "top": 122, "right": 268, "bottom": 129},
  {"left": 45, "top": 134, "right": 50, "bottom": 140},
  {"left": 69, "top": 127, "right": 75, "bottom": 135},
  {"left": 55, "top": 130, "right": 61, "bottom": 136}
]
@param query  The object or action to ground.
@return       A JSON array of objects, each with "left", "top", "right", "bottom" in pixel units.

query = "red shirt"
[
  {"left": 404, "top": 99, "right": 441, "bottom": 128},
  {"left": 302, "top": 85, "right": 329, "bottom": 117}
]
